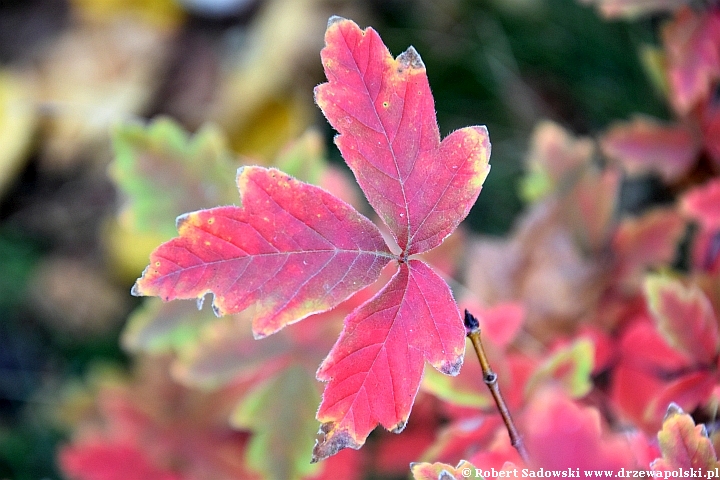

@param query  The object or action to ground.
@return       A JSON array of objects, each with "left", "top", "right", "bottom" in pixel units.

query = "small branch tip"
[{"left": 464, "top": 309, "right": 480, "bottom": 334}]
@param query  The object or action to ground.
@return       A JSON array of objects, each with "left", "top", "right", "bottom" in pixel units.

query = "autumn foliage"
[{"left": 55, "top": 3, "right": 720, "bottom": 480}]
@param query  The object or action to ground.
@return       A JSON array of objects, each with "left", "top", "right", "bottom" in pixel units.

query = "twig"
[{"left": 464, "top": 309, "right": 529, "bottom": 463}]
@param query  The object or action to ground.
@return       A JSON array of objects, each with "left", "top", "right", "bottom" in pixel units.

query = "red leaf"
[
  {"left": 645, "top": 274, "right": 719, "bottom": 365},
  {"left": 652, "top": 405, "right": 720, "bottom": 471},
  {"left": 520, "top": 120, "right": 594, "bottom": 202},
  {"left": 59, "top": 440, "right": 183, "bottom": 480},
  {"left": 478, "top": 302, "right": 525, "bottom": 348},
  {"left": 522, "top": 389, "right": 636, "bottom": 470},
  {"left": 133, "top": 166, "right": 391, "bottom": 337},
  {"left": 682, "top": 178, "right": 720, "bottom": 230},
  {"left": 701, "top": 104, "right": 720, "bottom": 168},
  {"left": 662, "top": 8, "right": 720, "bottom": 114},
  {"left": 600, "top": 116, "right": 698, "bottom": 182},
  {"left": 582, "top": 0, "right": 693, "bottom": 19},
  {"left": 312, "top": 260, "right": 465, "bottom": 461},
  {"left": 134, "top": 18, "right": 491, "bottom": 463},
  {"left": 612, "top": 208, "right": 686, "bottom": 288},
  {"left": 611, "top": 319, "right": 696, "bottom": 433},
  {"left": 315, "top": 17, "right": 490, "bottom": 256},
  {"left": 647, "top": 372, "right": 716, "bottom": 423}
]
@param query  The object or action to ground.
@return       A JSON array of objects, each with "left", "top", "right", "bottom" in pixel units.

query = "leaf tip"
[
  {"left": 327, "top": 15, "right": 346, "bottom": 28},
  {"left": 398, "top": 46, "right": 425, "bottom": 70},
  {"left": 391, "top": 418, "right": 407, "bottom": 434},
  {"left": 664, "top": 402, "right": 684, "bottom": 421},
  {"left": 175, "top": 212, "right": 190, "bottom": 231}
]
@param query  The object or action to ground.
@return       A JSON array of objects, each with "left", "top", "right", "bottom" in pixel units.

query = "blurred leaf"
[
  {"left": 522, "top": 389, "right": 636, "bottom": 470},
  {"left": 69, "top": 0, "right": 185, "bottom": 31},
  {"left": 0, "top": 70, "right": 36, "bottom": 199},
  {"left": 102, "top": 218, "right": 171, "bottom": 283},
  {"left": 110, "top": 116, "right": 238, "bottom": 238},
  {"left": 410, "top": 459, "right": 480, "bottom": 480},
  {"left": 208, "top": 0, "right": 333, "bottom": 159},
  {"left": 579, "top": 0, "right": 691, "bottom": 19},
  {"left": 525, "top": 339, "right": 594, "bottom": 399},
  {"left": 563, "top": 167, "right": 619, "bottom": 254},
  {"left": 612, "top": 208, "right": 686, "bottom": 289},
  {"left": 57, "top": 358, "right": 260, "bottom": 480},
  {"left": 645, "top": 274, "right": 719, "bottom": 365},
  {"left": 274, "top": 129, "right": 327, "bottom": 185},
  {"left": 36, "top": 22, "right": 169, "bottom": 169},
  {"left": 230, "top": 365, "right": 321, "bottom": 480},
  {"left": 60, "top": 440, "right": 183, "bottom": 480},
  {"left": 651, "top": 404, "right": 720, "bottom": 472},
  {"left": 600, "top": 116, "right": 699, "bottom": 182},
  {"left": 681, "top": 178, "right": 720, "bottom": 230},
  {"left": 519, "top": 121, "right": 594, "bottom": 203},
  {"left": 639, "top": 44, "right": 669, "bottom": 98},
  {"left": 662, "top": 8, "right": 720, "bottom": 115},
  {"left": 121, "top": 298, "right": 214, "bottom": 354}
]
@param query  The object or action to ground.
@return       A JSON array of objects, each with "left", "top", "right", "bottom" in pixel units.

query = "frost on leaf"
[{"left": 133, "top": 166, "right": 391, "bottom": 338}]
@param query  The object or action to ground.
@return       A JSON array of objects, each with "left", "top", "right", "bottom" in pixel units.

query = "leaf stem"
[{"left": 464, "top": 309, "right": 529, "bottom": 463}]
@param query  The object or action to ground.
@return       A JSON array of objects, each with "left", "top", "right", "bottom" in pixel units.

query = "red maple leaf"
[{"left": 133, "top": 16, "right": 491, "bottom": 462}]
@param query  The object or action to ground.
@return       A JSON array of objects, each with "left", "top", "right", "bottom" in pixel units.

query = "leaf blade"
[
  {"left": 312, "top": 259, "right": 465, "bottom": 461},
  {"left": 133, "top": 166, "right": 391, "bottom": 337},
  {"left": 315, "top": 18, "right": 490, "bottom": 255}
]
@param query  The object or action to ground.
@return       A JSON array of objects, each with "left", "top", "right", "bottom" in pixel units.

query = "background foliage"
[{"left": 0, "top": 0, "right": 713, "bottom": 479}]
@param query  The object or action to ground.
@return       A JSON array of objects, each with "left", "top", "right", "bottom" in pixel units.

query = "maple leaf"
[
  {"left": 133, "top": 16, "right": 490, "bottom": 462},
  {"left": 651, "top": 404, "right": 720, "bottom": 472}
]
